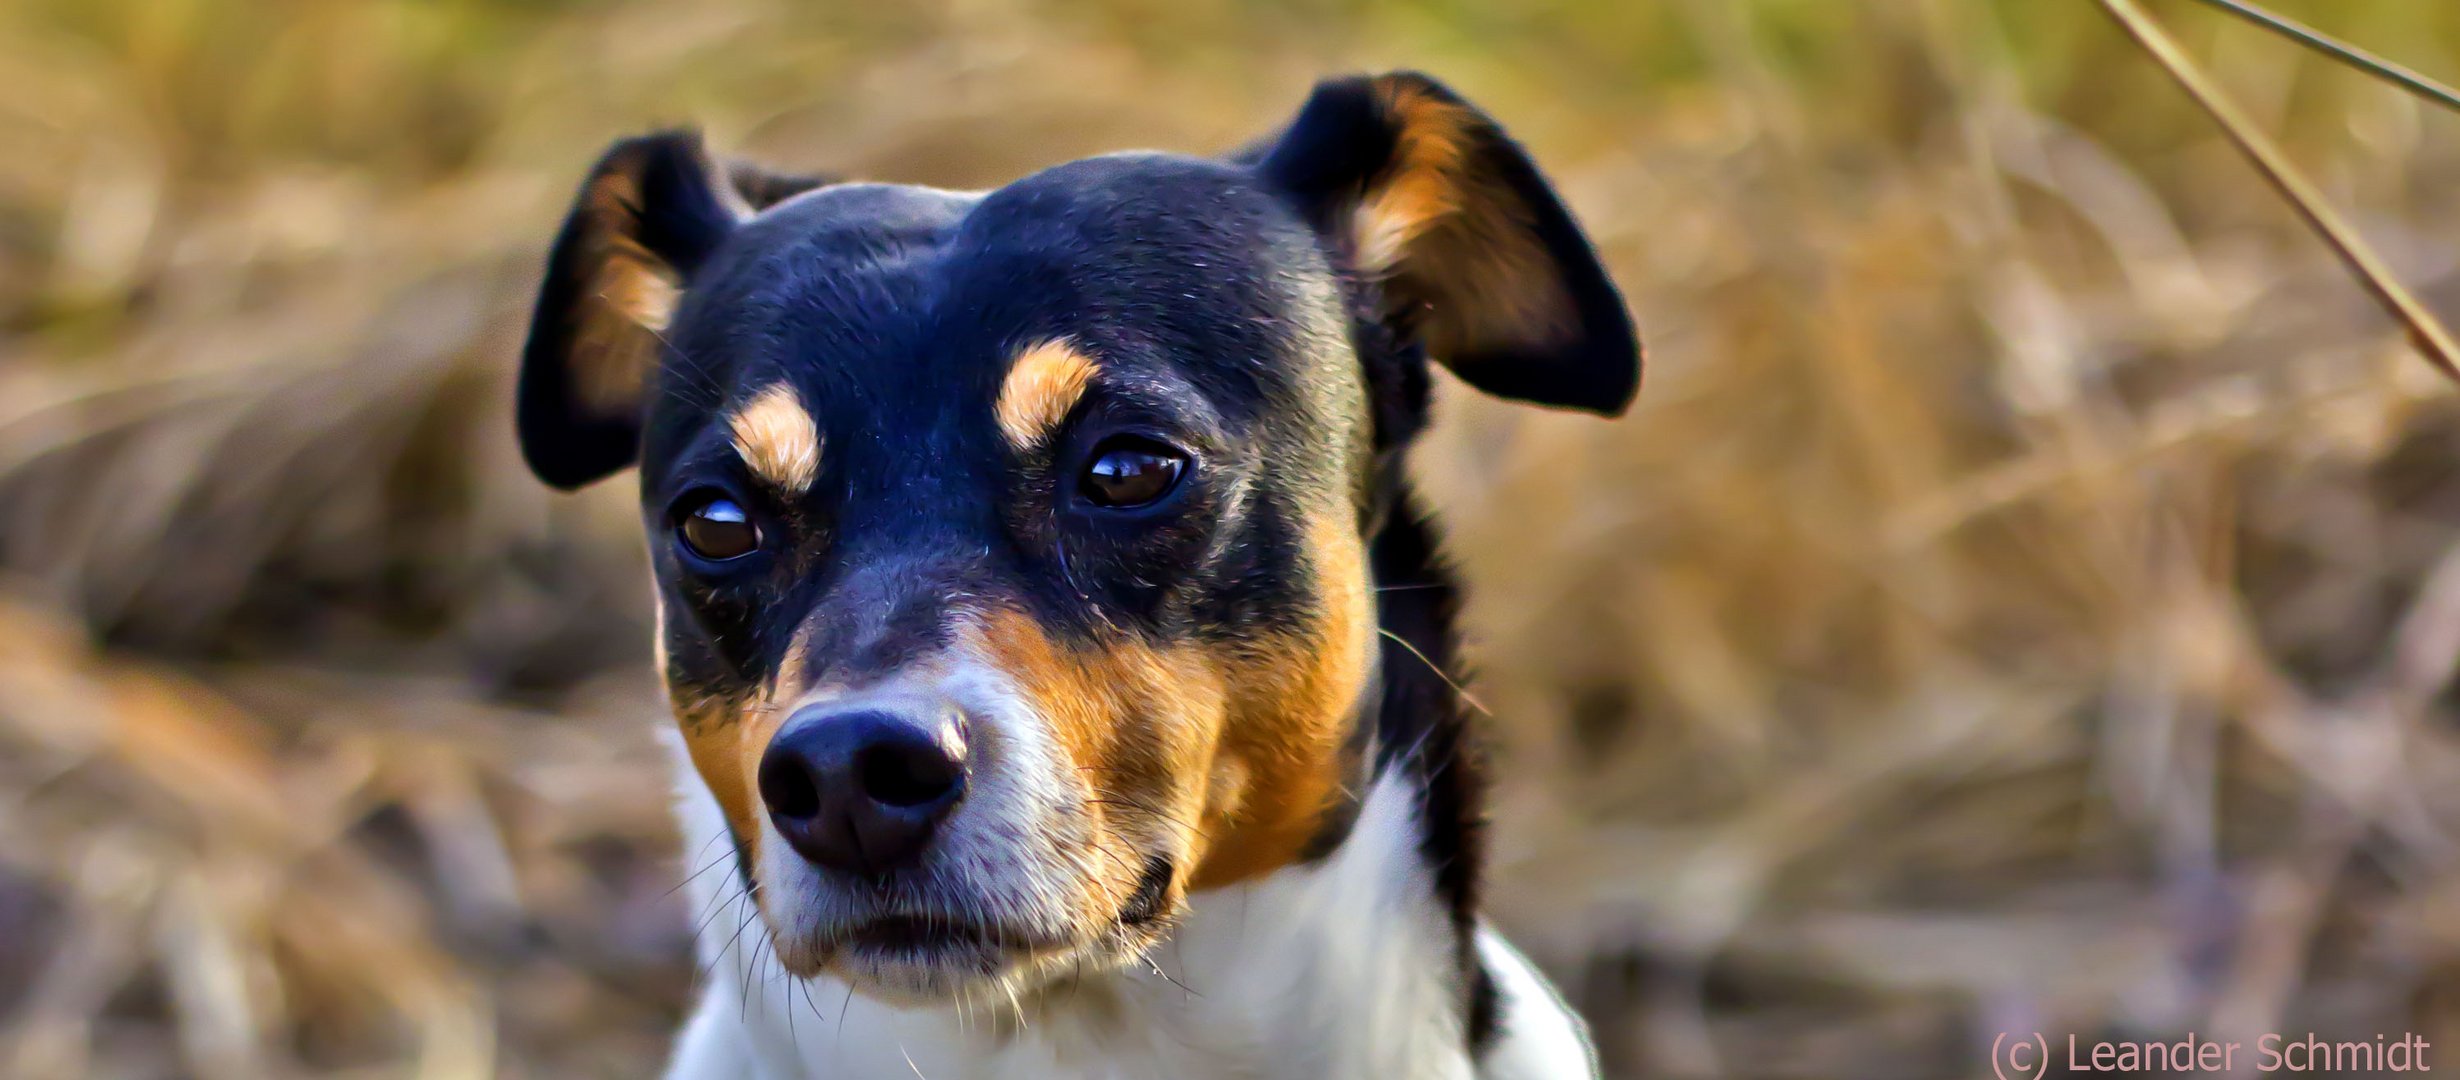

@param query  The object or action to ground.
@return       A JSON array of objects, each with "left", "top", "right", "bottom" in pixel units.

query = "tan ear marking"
[
  {"left": 1350, "top": 81, "right": 1478, "bottom": 277},
  {"left": 995, "top": 338, "right": 1100, "bottom": 451},
  {"left": 729, "top": 383, "right": 822, "bottom": 494},
  {"left": 562, "top": 169, "right": 689, "bottom": 415},
  {"left": 1348, "top": 77, "right": 1579, "bottom": 359},
  {"left": 593, "top": 254, "right": 682, "bottom": 335}
]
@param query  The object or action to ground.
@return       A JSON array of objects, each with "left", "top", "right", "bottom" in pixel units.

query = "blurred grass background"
[{"left": 5, "top": 0, "right": 2460, "bottom": 1076}]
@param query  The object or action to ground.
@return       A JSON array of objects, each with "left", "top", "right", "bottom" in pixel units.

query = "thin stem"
[
  {"left": 2187, "top": 0, "right": 2460, "bottom": 115},
  {"left": 2096, "top": 0, "right": 2460, "bottom": 385}
]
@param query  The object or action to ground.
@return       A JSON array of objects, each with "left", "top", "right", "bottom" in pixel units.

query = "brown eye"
[
  {"left": 1078, "top": 438, "right": 1187, "bottom": 510},
  {"left": 677, "top": 495, "right": 761, "bottom": 562}
]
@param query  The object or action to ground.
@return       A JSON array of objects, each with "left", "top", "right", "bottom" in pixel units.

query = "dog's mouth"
[
  {"left": 797, "top": 911, "right": 1082, "bottom": 999},
  {"left": 833, "top": 914, "right": 1059, "bottom": 960},
  {"left": 782, "top": 856, "right": 1180, "bottom": 998}
]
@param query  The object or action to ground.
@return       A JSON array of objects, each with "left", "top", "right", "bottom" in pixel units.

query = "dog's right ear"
[
  {"left": 1250, "top": 73, "right": 1640, "bottom": 416},
  {"left": 518, "top": 132, "right": 827, "bottom": 489}
]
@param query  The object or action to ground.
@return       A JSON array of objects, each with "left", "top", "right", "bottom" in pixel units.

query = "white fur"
[
  {"left": 663, "top": 736, "right": 1596, "bottom": 1079},
  {"left": 1476, "top": 929, "right": 1600, "bottom": 1079}
]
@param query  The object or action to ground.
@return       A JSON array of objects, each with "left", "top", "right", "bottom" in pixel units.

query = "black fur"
[
  {"left": 1119, "top": 856, "right": 1176, "bottom": 927},
  {"left": 1368, "top": 495, "right": 1499, "bottom": 1048}
]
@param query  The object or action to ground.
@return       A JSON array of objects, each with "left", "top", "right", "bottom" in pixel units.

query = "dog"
[{"left": 514, "top": 70, "right": 1639, "bottom": 1078}]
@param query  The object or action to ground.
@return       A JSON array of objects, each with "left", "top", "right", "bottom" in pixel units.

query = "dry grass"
[{"left": 6, "top": 0, "right": 2460, "bottom": 1076}]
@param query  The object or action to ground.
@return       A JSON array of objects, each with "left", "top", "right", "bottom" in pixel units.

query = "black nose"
[{"left": 758, "top": 707, "right": 967, "bottom": 876}]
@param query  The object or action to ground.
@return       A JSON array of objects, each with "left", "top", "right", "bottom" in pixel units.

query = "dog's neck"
[{"left": 665, "top": 501, "right": 1498, "bottom": 1079}]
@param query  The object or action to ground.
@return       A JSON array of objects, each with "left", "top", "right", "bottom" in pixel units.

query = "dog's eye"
[
  {"left": 1078, "top": 438, "right": 1187, "bottom": 510},
  {"left": 676, "top": 494, "right": 761, "bottom": 562}
]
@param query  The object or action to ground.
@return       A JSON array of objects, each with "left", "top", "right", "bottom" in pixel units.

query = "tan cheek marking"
[
  {"left": 729, "top": 383, "right": 821, "bottom": 495},
  {"left": 1188, "top": 509, "right": 1375, "bottom": 888},
  {"left": 970, "top": 611, "right": 1221, "bottom": 906},
  {"left": 968, "top": 509, "right": 1375, "bottom": 895},
  {"left": 994, "top": 339, "right": 1099, "bottom": 452},
  {"left": 674, "top": 698, "right": 798, "bottom": 875},
  {"left": 662, "top": 606, "right": 814, "bottom": 864},
  {"left": 672, "top": 686, "right": 761, "bottom": 861}
]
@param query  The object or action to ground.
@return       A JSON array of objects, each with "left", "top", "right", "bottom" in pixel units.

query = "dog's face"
[{"left": 516, "top": 73, "right": 1637, "bottom": 1003}]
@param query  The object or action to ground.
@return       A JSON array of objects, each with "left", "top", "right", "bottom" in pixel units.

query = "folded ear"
[
  {"left": 1253, "top": 72, "right": 1640, "bottom": 416},
  {"left": 517, "top": 132, "right": 829, "bottom": 489}
]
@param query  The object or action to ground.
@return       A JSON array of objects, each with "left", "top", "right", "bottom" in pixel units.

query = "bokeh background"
[{"left": 6, "top": 0, "right": 2460, "bottom": 1076}]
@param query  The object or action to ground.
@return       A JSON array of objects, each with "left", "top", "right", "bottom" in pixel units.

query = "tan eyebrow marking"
[
  {"left": 728, "top": 383, "right": 821, "bottom": 494},
  {"left": 995, "top": 338, "right": 1099, "bottom": 451}
]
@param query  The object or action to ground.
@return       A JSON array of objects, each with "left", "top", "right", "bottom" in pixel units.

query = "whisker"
[
  {"left": 1377, "top": 627, "right": 1490, "bottom": 716},
  {"left": 1140, "top": 949, "right": 1201, "bottom": 998},
  {"left": 661, "top": 835, "right": 739, "bottom": 901},
  {"left": 689, "top": 874, "right": 749, "bottom": 944},
  {"left": 1003, "top": 980, "right": 1030, "bottom": 1031},
  {"left": 736, "top": 882, "right": 767, "bottom": 1024}
]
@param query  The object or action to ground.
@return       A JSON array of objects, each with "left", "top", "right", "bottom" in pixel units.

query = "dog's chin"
[{"left": 771, "top": 917, "right": 1147, "bottom": 1007}]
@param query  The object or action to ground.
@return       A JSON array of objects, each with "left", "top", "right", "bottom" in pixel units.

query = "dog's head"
[{"left": 516, "top": 72, "right": 1637, "bottom": 1003}]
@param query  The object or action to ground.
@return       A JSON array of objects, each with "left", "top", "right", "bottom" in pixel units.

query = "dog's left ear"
[
  {"left": 518, "top": 131, "right": 830, "bottom": 490},
  {"left": 1252, "top": 72, "right": 1640, "bottom": 416}
]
